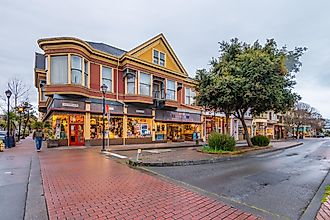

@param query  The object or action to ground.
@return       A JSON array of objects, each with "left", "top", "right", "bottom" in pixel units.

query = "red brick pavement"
[
  {"left": 39, "top": 148, "right": 260, "bottom": 220},
  {"left": 316, "top": 196, "right": 330, "bottom": 220}
]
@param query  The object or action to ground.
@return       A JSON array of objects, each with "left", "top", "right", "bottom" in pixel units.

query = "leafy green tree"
[{"left": 196, "top": 38, "right": 306, "bottom": 147}]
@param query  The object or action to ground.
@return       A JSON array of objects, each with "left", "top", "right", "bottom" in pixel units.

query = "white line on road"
[{"left": 108, "top": 152, "right": 127, "bottom": 159}]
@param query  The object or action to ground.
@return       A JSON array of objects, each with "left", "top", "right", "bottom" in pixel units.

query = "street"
[{"left": 147, "top": 138, "right": 330, "bottom": 219}]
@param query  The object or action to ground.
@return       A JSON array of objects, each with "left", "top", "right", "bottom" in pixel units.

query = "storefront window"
[
  {"left": 155, "top": 122, "right": 167, "bottom": 140},
  {"left": 51, "top": 115, "right": 69, "bottom": 139},
  {"left": 127, "top": 118, "right": 152, "bottom": 138},
  {"left": 90, "top": 115, "right": 123, "bottom": 139}
]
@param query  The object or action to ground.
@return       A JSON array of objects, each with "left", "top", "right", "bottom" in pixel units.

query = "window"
[
  {"left": 50, "top": 56, "right": 68, "bottom": 84},
  {"left": 40, "top": 80, "right": 46, "bottom": 101},
  {"left": 139, "top": 72, "right": 151, "bottom": 96},
  {"left": 153, "top": 49, "right": 165, "bottom": 66},
  {"left": 102, "top": 66, "right": 112, "bottom": 92},
  {"left": 159, "top": 52, "right": 165, "bottom": 66},
  {"left": 185, "top": 88, "right": 196, "bottom": 105},
  {"left": 84, "top": 60, "right": 88, "bottom": 87},
  {"left": 127, "top": 74, "right": 135, "bottom": 94},
  {"left": 269, "top": 112, "right": 272, "bottom": 120},
  {"left": 166, "top": 80, "right": 176, "bottom": 100},
  {"left": 71, "top": 55, "right": 82, "bottom": 84},
  {"left": 153, "top": 50, "right": 159, "bottom": 64}
]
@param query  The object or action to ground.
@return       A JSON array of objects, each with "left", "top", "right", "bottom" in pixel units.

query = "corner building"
[{"left": 34, "top": 34, "right": 203, "bottom": 146}]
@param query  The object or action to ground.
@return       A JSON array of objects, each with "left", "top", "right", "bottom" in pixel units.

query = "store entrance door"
[{"left": 69, "top": 124, "right": 84, "bottom": 146}]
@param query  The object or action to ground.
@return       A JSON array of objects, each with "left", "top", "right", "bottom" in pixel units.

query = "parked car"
[{"left": 0, "top": 131, "right": 6, "bottom": 141}]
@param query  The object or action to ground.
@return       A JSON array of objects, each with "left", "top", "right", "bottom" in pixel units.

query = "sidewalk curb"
[
  {"left": 112, "top": 143, "right": 204, "bottom": 152},
  {"left": 128, "top": 142, "right": 304, "bottom": 167},
  {"left": 299, "top": 169, "right": 330, "bottom": 220},
  {"left": 24, "top": 153, "right": 49, "bottom": 220}
]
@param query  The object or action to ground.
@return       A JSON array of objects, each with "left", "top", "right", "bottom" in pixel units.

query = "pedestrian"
[{"left": 33, "top": 128, "right": 44, "bottom": 152}]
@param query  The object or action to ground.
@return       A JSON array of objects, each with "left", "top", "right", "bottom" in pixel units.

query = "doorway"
[{"left": 69, "top": 124, "right": 84, "bottom": 146}]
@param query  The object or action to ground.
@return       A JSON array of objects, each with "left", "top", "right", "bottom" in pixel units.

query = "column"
[
  {"left": 84, "top": 102, "right": 91, "bottom": 146},
  {"left": 123, "top": 105, "right": 128, "bottom": 145},
  {"left": 151, "top": 109, "right": 156, "bottom": 142}
]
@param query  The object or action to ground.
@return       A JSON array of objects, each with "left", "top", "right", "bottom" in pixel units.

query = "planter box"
[{"left": 47, "top": 140, "right": 59, "bottom": 148}]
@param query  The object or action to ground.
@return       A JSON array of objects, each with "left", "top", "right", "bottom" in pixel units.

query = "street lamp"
[
  {"left": 100, "top": 84, "right": 108, "bottom": 152},
  {"left": 5, "top": 90, "right": 12, "bottom": 148}
]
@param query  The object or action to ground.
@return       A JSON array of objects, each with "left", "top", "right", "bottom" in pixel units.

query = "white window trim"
[
  {"left": 71, "top": 54, "right": 83, "bottom": 85},
  {"left": 100, "top": 65, "right": 114, "bottom": 93},
  {"left": 185, "top": 87, "right": 196, "bottom": 105},
  {"left": 166, "top": 79, "right": 176, "bottom": 101},
  {"left": 139, "top": 72, "right": 152, "bottom": 96},
  {"left": 152, "top": 49, "right": 166, "bottom": 67}
]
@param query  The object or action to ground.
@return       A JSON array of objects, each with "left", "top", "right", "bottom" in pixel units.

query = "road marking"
[{"left": 108, "top": 152, "right": 127, "bottom": 159}]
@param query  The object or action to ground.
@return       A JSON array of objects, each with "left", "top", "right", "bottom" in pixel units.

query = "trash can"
[{"left": 5, "top": 136, "right": 15, "bottom": 148}]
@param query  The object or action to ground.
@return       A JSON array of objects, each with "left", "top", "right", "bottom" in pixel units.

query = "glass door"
[{"left": 69, "top": 124, "right": 84, "bottom": 146}]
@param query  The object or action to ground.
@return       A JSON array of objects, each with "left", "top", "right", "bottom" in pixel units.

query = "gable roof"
[
  {"left": 127, "top": 33, "right": 188, "bottom": 76},
  {"left": 86, "top": 41, "right": 126, "bottom": 57}
]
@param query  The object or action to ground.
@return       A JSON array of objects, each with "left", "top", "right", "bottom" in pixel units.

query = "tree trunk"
[
  {"left": 225, "top": 113, "right": 230, "bottom": 135},
  {"left": 240, "top": 117, "right": 253, "bottom": 147}
]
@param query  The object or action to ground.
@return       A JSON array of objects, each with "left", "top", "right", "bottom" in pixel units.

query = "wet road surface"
[{"left": 147, "top": 138, "right": 330, "bottom": 219}]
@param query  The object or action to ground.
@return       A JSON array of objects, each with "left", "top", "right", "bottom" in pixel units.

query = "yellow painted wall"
[{"left": 136, "top": 40, "right": 182, "bottom": 73}]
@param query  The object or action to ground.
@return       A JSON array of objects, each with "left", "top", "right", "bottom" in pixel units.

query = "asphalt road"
[{"left": 147, "top": 138, "right": 330, "bottom": 220}]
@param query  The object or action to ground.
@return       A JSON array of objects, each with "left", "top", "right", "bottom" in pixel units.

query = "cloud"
[{"left": 0, "top": 0, "right": 329, "bottom": 118}]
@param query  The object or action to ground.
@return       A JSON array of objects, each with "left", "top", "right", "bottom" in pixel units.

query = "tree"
[
  {"left": 195, "top": 38, "right": 306, "bottom": 147},
  {"left": 7, "top": 78, "right": 30, "bottom": 108}
]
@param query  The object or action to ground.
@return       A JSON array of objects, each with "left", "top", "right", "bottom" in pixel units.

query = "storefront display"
[
  {"left": 51, "top": 115, "right": 69, "bottom": 140},
  {"left": 90, "top": 115, "right": 123, "bottom": 139},
  {"left": 155, "top": 122, "right": 167, "bottom": 141},
  {"left": 127, "top": 118, "right": 152, "bottom": 138}
]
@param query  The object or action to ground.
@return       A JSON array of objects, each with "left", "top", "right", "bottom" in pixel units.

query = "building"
[{"left": 34, "top": 34, "right": 204, "bottom": 146}]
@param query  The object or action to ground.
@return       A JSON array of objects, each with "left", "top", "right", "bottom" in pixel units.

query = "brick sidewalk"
[
  {"left": 316, "top": 196, "right": 330, "bottom": 220},
  {"left": 39, "top": 148, "right": 259, "bottom": 220}
]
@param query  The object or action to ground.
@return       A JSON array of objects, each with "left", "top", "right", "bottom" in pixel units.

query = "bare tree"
[{"left": 7, "top": 78, "right": 30, "bottom": 108}]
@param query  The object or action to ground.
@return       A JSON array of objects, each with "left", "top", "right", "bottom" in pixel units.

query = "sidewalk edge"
[{"left": 299, "top": 169, "right": 330, "bottom": 220}]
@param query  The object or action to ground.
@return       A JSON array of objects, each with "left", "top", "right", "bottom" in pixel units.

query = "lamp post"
[
  {"left": 100, "top": 84, "right": 108, "bottom": 152},
  {"left": 17, "top": 105, "right": 24, "bottom": 141},
  {"left": 5, "top": 90, "right": 12, "bottom": 148}
]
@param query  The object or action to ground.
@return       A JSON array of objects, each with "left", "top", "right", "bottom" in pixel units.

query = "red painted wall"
[{"left": 90, "top": 63, "right": 100, "bottom": 90}]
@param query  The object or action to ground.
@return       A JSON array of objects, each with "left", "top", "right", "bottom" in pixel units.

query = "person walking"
[{"left": 33, "top": 128, "right": 44, "bottom": 152}]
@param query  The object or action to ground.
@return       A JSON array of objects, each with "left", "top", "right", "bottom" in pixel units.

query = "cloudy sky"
[{"left": 0, "top": 0, "right": 329, "bottom": 117}]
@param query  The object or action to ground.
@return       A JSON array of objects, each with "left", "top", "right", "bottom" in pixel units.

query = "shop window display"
[
  {"left": 155, "top": 123, "right": 167, "bottom": 140},
  {"left": 127, "top": 118, "right": 152, "bottom": 138},
  {"left": 51, "top": 115, "right": 69, "bottom": 139},
  {"left": 90, "top": 115, "right": 123, "bottom": 139}
]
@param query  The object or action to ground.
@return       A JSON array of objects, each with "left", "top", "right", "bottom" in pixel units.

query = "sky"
[{"left": 0, "top": 0, "right": 329, "bottom": 118}]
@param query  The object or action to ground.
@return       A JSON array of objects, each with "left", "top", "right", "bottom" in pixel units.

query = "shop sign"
[
  {"left": 156, "top": 110, "right": 201, "bottom": 123},
  {"left": 136, "top": 110, "right": 145, "bottom": 114},
  {"left": 62, "top": 103, "right": 79, "bottom": 108}
]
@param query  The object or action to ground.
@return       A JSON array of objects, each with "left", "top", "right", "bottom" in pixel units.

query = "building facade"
[{"left": 34, "top": 34, "right": 203, "bottom": 146}]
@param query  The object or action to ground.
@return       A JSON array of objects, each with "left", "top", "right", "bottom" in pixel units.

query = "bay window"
[
  {"left": 102, "top": 66, "right": 112, "bottom": 92},
  {"left": 166, "top": 80, "right": 176, "bottom": 100},
  {"left": 127, "top": 74, "right": 135, "bottom": 94},
  {"left": 50, "top": 56, "right": 68, "bottom": 84},
  {"left": 71, "top": 55, "right": 82, "bottom": 84},
  {"left": 84, "top": 60, "right": 88, "bottom": 87},
  {"left": 185, "top": 88, "right": 196, "bottom": 105},
  {"left": 139, "top": 72, "right": 151, "bottom": 96}
]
